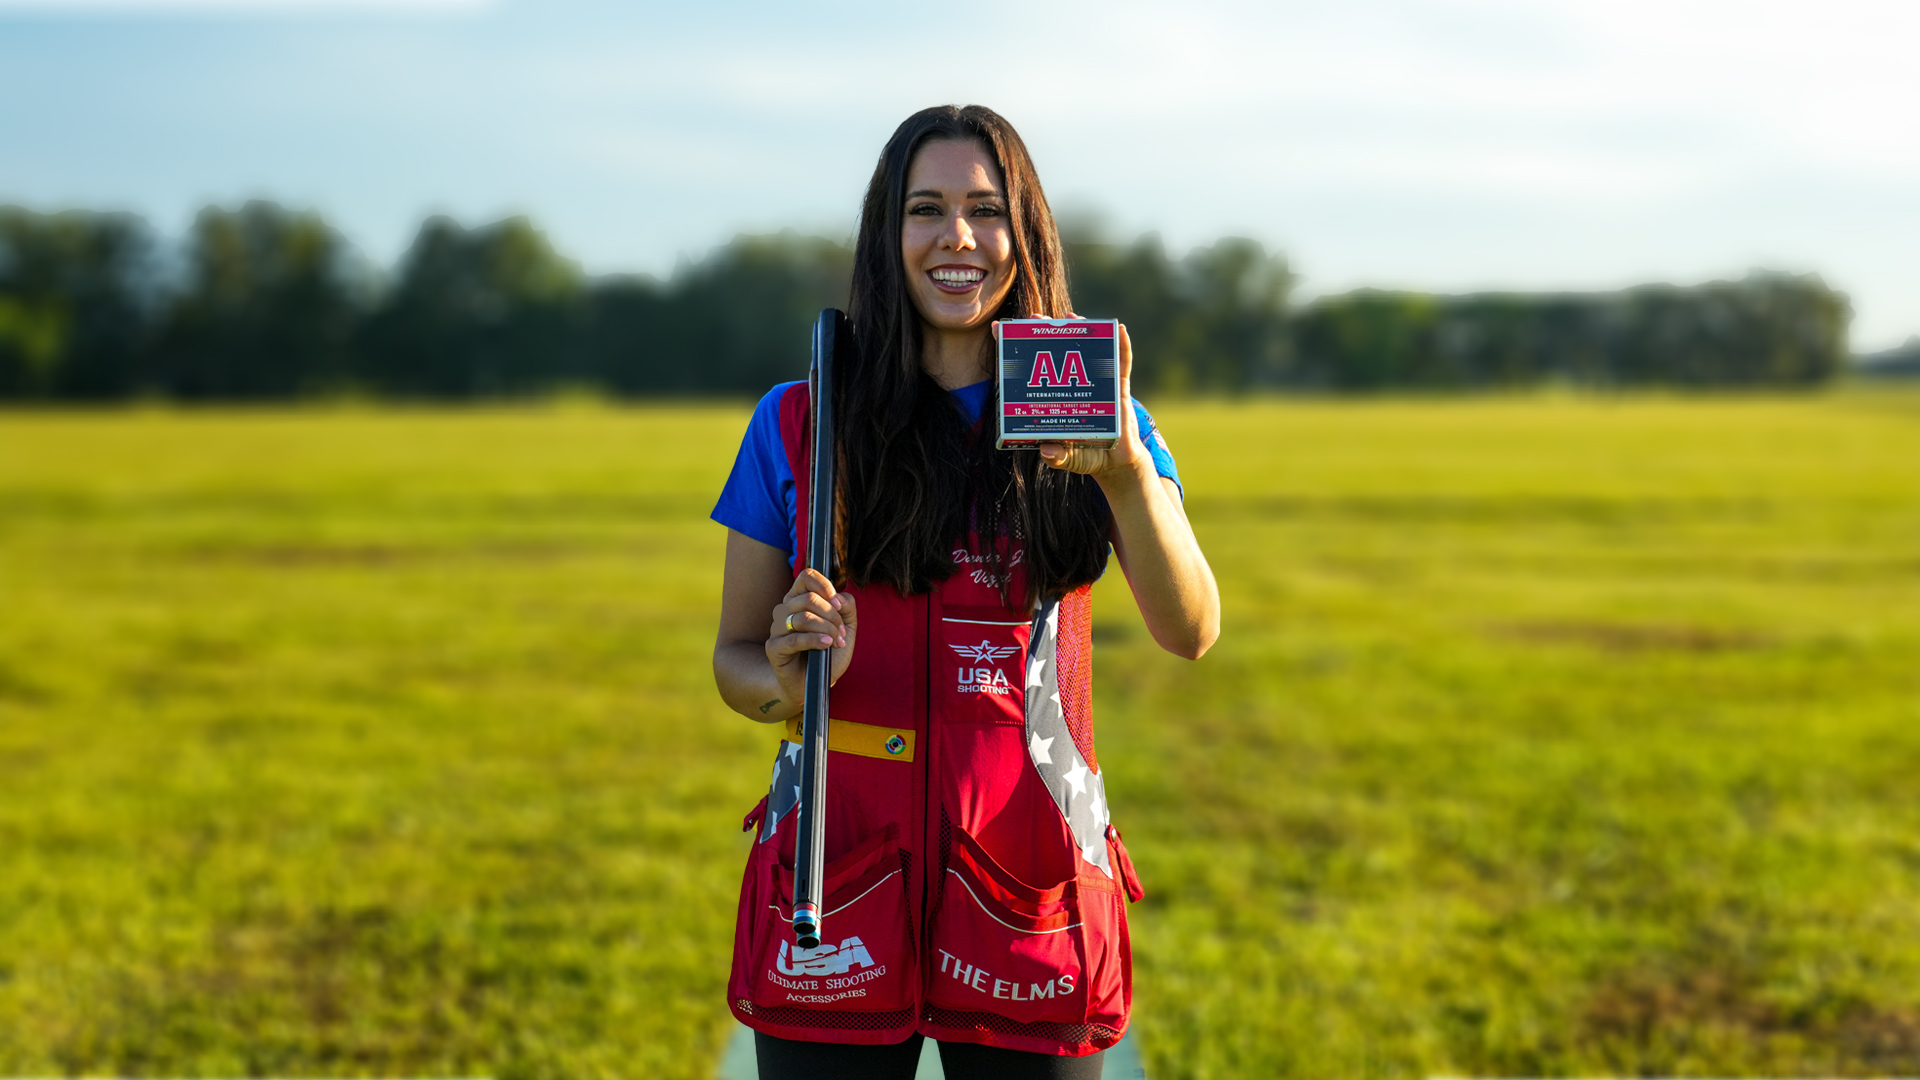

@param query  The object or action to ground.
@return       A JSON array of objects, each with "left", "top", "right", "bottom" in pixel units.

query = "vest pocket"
[
  {"left": 927, "top": 824, "right": 1127, "bottom": 1028},
  {"left": 740, "top": 822, "right": 917, "bottom": 1013},
  {"left": 938, "top": 605, "right": 1032, "bottom": 727}
]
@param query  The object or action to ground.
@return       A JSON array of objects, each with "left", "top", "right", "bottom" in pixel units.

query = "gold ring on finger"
[{"left": 784, "top": 613, "right": 798, "bottom": 633}]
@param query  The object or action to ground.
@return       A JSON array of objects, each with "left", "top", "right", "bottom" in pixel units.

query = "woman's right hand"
[{"left": 766, "top": 568, "right": 858, "bottom": 705}]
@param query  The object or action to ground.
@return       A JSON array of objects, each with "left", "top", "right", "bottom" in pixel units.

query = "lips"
[{"left": 928, "top": 265, "right": 987, "bottom": 293}]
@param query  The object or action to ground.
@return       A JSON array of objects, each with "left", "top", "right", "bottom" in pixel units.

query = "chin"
[
  {"left": 917, "top": 299, "right": 983, "bottom": 330},
  {"left": 914, "top": 280, "right": 1009, "bottom": 333},
  {"left": 936, "top": 310, "right": 992, "bottom": 333}
]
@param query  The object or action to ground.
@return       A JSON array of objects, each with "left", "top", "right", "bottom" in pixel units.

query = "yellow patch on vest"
[{"left": 784, "top": 716, "right": 916, "bottom": 762}]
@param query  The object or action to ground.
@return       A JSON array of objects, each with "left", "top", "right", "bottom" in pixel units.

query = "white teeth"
[{"left": 932, "top": 268, "right": 985, "bottom": 284}]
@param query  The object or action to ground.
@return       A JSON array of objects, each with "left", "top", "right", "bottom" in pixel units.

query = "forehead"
[{"left": 905, "top": 138, "right": 1004, "bottom": 195}]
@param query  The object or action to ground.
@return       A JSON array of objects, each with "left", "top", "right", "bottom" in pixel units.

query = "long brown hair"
[{"left": 838, "top": 104, "right": 1113, "bottom": 602}]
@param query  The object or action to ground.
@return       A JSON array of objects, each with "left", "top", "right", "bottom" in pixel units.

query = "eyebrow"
[{"left": 905, "top": 189, "right": 1006, "bottom": 200}]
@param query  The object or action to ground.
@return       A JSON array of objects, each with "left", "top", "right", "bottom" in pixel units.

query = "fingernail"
[
  {"left": 833, "top": 595, "right": 844, "bottom": 610},
  {"left": 819, "top": 635, "right": 833, "bottom": 647}
]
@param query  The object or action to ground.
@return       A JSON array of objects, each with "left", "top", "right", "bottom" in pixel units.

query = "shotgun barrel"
[{"left": 791, "top": 308, "right": 843, "bottom": 951}]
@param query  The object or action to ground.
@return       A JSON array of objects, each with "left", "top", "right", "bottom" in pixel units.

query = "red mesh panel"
[
  {"left": 735, "top": 1000, "right": 916, "bottom": 1031},
  {"left": 924, "top": 1004, "right": 1123, "bottom": 1049},
  {"left": 1054, "top": 585, "right": 1097, "bottom": 771}
]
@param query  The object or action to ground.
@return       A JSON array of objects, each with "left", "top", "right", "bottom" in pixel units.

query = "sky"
[{"left": 1, "top": 0, "right": 1915, "bottom": 350}]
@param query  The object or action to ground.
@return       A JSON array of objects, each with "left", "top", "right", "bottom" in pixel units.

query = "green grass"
[{"left": 1, "top": 392, "right": 1916, "bottom": 1078}]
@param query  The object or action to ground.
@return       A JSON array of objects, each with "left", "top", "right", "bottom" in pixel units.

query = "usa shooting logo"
[
  {"left": 777, "top": 936, "right": 876, "bottom": 978},
  {"left": 769, "top": 936, "right": 889, "bottom": 1001},
  {"left": 952, "top": 640, "right": 1018, "bottom": 695}
]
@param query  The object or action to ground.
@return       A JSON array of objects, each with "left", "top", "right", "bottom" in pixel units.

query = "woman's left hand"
[{"left": 1033, "top": 323, "right": 1154, "bottom": 486}]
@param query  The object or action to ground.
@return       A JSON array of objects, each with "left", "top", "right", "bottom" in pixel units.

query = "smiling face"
[{"left": 900, "top": 138, "right": 1017, "bottom": 337}]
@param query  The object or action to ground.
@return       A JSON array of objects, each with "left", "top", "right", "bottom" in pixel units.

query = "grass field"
[{"left": 2, "top": 392, "right": 1917, "bottom": 1079}]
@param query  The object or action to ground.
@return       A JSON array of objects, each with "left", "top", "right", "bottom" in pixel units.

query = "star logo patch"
[{"left": 950, "top": 640, "right": 1019, "bottom": 663}]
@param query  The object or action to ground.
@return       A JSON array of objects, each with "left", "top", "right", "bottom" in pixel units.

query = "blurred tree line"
[
  {"left": 0, "top": 201, "right": 1850, "bottom": 401},
  {"left": 1288, "top": 278, "right": 1849, "bottom": 389}
]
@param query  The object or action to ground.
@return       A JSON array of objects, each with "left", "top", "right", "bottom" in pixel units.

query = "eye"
[
  {"left": 971, "top": 203, "right": 1004, "bottom": 218},
  {"left": 907, "top": 202, "right": 942, "bottom": 216}
]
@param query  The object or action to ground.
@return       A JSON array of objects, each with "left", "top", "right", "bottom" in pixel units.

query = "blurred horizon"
[{"left": 1, "top": 0, "right": 1916, "bottom": 351}]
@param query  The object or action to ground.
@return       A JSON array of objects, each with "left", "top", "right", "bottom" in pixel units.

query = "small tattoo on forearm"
[{"left": 759, "top": 699, "right": 781, "bottom": 714}]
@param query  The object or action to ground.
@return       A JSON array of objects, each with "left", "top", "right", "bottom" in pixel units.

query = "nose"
[{"left": 939, "top": 209, "right": 975, "bottom": 251}]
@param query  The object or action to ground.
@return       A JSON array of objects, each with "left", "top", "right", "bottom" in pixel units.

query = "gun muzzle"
[{"left": 792, "top": 902, "right": 822, "bottom": 951}]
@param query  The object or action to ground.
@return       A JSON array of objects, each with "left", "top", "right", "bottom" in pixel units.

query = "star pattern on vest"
[
  {"left": 1023, "top": 596, "right": 1113, "bottom": 877},
  {"left": 761, "top": 739, "right": 803, "bottom": 842},
  {"left": 1029, "top": 732, "right": 1054, "bottom": 765},
  {"left": 1062, "top": 757, "right": 1089, "bottom": 797}
]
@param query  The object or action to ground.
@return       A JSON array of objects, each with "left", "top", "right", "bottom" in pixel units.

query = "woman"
[{"left": 711, "top": 104, "right": 1218, "bottom": 1080}]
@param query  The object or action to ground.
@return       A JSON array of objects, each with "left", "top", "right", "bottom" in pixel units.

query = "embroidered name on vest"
[{"left": 937, "top": 948, "right": 1076, "bottom": 1002}]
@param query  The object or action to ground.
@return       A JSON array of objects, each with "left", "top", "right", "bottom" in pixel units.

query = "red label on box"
[
  {"left": 1004, "top": 403, "right": 1118, "bottom": 416},
  {"left": 998, "top": 323, "right": 1118, "bottom": 340}
]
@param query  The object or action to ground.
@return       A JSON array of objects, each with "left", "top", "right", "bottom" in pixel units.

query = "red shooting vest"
[{"left": 728, "top": 382, "right": 1145, "bottom": 1056}]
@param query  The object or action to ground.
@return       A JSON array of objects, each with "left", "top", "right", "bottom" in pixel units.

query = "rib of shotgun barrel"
[{"left": 792, "top": 308, "right": 843, "bottom": 951}]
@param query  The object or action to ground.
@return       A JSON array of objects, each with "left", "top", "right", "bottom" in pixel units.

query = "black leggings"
[{"left": 754, "top": 1031, "right": 1103, "bottom": 1080}]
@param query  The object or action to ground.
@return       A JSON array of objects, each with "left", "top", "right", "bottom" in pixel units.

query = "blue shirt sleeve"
[
  {"left": 711, "top": 382, "right": 802, "bottom": 559},
  {"left": 1131, "top": 398, "right": 1184, "bottom": 500}
]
